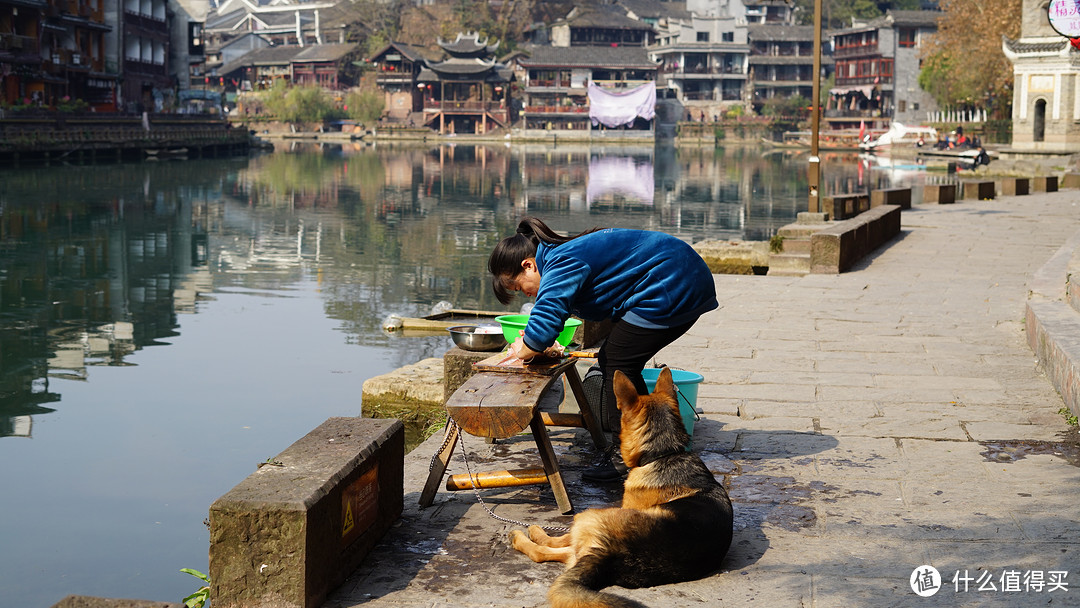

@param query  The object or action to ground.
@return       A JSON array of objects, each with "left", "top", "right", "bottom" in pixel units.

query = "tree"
[{"left": 919, "top": 0, "right": 1021, "bottom": 118}]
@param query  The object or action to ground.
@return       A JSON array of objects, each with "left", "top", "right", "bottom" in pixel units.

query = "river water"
[{"left": 0, "top": 142, "right": 926, "bottom": 606}]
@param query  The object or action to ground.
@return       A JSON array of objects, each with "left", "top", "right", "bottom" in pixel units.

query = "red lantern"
[{"left": 1071, "top": 37, "right": 1080, "bottom": 51}]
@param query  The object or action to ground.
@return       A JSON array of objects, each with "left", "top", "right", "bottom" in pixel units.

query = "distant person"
[{"left": 968, "top": 146, "right": 990, "bottom": 170}]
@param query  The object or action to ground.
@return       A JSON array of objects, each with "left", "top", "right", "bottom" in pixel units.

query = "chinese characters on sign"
[
  {"left": 910, "top": 567, "right": 1070, "bottom": 596},
  {"left": 1048, "top": 0, "right": 1080, "bottom": 38}
]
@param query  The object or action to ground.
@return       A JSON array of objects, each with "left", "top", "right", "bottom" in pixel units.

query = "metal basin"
[{"left": 447, "top": 325, "right": 507, "bottom": 352}]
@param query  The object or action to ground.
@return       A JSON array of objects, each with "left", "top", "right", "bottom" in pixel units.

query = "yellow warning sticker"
[{"left": 342, "top": 501, "right": 355, "bottom": 537}]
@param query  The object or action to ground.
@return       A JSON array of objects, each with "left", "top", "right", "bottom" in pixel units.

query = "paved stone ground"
[{"left": 325, "top": 191, "right": 1080, "bottom": 608}]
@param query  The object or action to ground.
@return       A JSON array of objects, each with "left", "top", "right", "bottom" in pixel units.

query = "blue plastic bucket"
[{"left": 641, "top": 368, "right": 703, "bottom": 438}]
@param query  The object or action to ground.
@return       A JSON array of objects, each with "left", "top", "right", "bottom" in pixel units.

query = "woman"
[{"left": 489, "top": 217, "right": 718, "bottom": 480}]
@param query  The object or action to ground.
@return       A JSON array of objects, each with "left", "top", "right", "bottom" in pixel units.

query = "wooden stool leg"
[
  {"left": 419, "top": 418, "right": 459, "bottom": 508},
  {"left": 529, "top": 415, "right": 573, "bottom": 515},
  {"left": 564, "top": 365, "right": 609, "bottom": 451}
]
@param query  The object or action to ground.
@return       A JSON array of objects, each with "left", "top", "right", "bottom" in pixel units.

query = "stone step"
[
  {"left": 776, "top": 237, "right": 811, "bottom": 255},
  {"left": 767, "top": 252, "right": 810, "bottom": 276},
  {"left": 777, "top": 224, "right": 830, "bottom": 239}
]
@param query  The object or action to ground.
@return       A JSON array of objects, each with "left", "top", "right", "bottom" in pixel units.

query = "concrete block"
[
  {"left": 999, "top": 177, "right": 1030, "bottom": 196},
  {"left": 961, "top": 180, "right": 995, "bottom": 200},
  {"left": 921, "top": 183, "right": 956, "bottom": 204},
  {"left": 1033, "top": 175, "right": 1059, "bottom": 192},
  {"left": 209, "top": 417, "right": 404, "bottom": 608},
  {"left": 869, "top": 187, "right": 911, "bottom": 210}
]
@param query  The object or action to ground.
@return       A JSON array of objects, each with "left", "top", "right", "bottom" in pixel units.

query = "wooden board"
[
  {"left": 472, "top": 352, "right": 575, "bottom": 376},
  {"left": 444, "top": 372, "right": 562, "bottom": 438}
]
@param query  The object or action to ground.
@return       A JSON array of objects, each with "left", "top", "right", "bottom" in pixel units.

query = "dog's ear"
[
  {"left": 612, "top": 370, "right": 639, "bottom": 411},
  {"left": 654, "top": 366, "right": 676, "bottom": 397}
]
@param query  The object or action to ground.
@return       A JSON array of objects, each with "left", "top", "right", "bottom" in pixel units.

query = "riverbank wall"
[{"left": 0, "top": 114, "right": 251, "bottom": 166}]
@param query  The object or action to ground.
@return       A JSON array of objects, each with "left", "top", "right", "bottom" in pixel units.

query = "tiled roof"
[
  {"left": 616, "top": 0, "right": 690, "bottom": 21},
  {"left": 563, "top": 4, "right": 655, "bottom": 31},
  {"left": 439, "top": 32, "right": 500, "bottom": 55},
  {"left": 516, "top": 45, "right": 657, "bottom": 69},
  {"left": 1003, "top": 37, "right": 1071, "bottom": 54},
  {"left": 292, "top": 42, "right": 356, "bottom": 63},
  {"left": 887, "top": 9, "right": 942, "bottom": 28},
  {"left": 747, "top": 25, "right": 816, "bottom": 42}
]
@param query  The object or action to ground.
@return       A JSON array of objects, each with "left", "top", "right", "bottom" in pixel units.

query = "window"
[
  {"left": 697, "top": 32, "right": 709, "bottom": 42},
  {"left": 899, "top": 28, "right": 916, "bottom": 48},
  {"left": 188, "top": 22, "right": 204, "bottom": 56},
  {"left": 722, "top": 32, "right": 734, "bottom": 42},
  {"left": 898, "top": 100, "right": 906, "bottom": 112}
]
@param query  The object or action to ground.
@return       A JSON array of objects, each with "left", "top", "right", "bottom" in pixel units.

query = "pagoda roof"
[{"left": 438, "top": 32, "right": 500, "bottom": 57}]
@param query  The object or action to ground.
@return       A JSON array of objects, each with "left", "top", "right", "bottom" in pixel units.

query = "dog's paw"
[
  {"left": 528, "top": 525, "right": 550, "bottom": 543},
  {"left": 509, "top": 529, "right": 530, "bottom": 551}
]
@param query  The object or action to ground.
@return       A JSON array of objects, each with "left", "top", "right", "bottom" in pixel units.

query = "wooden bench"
[{"left": 420, "top": 353, "right": 608, "bottom": 514}]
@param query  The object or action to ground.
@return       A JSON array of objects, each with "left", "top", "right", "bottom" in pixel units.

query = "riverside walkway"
[{"left": 326, "top": 189, "right": 1080, "bottom": 608}]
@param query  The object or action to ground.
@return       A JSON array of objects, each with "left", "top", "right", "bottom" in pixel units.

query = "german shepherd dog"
[{"left": 509, "top": 367, "right": 734, "bottom": 608}]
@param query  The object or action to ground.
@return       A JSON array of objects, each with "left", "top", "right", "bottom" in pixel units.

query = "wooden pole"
[
  {"left": 808, "top": 0, "right": 823, "bottom": 213},
  {"left": 445, "top": 468, "right": 549, "bottom": 490}
]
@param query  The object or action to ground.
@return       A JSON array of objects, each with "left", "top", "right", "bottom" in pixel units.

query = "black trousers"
[{"left": 597, "top": 318, "right": 698, "bottom": 434}]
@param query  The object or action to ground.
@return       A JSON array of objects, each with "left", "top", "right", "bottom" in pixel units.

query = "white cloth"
[
  {"left": 588, "top": 81, "right": 656, "bottom": 128},
  {"left": 586, "top": 156, "right": 654, "bottom": 205}
]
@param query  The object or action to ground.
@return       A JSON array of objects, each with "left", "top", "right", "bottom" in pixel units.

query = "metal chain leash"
[{"left": 429, "top": 418, "right": 570, "bottom": 533}]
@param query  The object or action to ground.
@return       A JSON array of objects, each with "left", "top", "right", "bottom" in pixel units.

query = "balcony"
[
  {"left": 524, "top": 105, "right": 589, "bottom": 114},
  {"left": 0, "top": 34, "right": 40, "bottom": 55},
  {"left": 833, "top": 44, "right": 879, "bottom": 59},
  {"left": 424, "top": 100, "right": 507, "bottom": 114},
  {"left": 661, "top": 65, "right": 744, "bottom": 77}
]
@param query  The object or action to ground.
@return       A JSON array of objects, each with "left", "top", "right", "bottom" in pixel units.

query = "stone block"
[
  {"left": 822, "top": 193, "right": 870, "bottom": 221},
  {"left": 921, "top": 183, "right": 956, "bottom": 204},
  {"left": 443, "top": 346, "right": 494, "bottom": 402},
  {"left": 1033, "top": 175, "right": 1058, "bottom": 192},
  {"left": 810, "top": 205, "right": 900, "bottom": 274},
  {"left": 51, "top": 597, "right": 182, "bottom": 608},
  {"left": 209, "top": 417, "right": 404, "bottom": 608},
  {"left": 999, "top": 177, "right": 1030, "bottom": 196},
  {"left": 869, "top": 187, "right": 911, "bottom": 210},
  {"left": 961, "top": 180, "right": 995, "bottom": 200}
]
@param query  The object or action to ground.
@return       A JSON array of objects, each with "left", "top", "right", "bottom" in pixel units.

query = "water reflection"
[{"left": 0, "top": 142, "right": 925, "bottom": 605}]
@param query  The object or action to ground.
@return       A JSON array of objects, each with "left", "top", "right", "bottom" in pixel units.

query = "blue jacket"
[{"left": 522, "top": 228, "right": 718, "bottom": 351}]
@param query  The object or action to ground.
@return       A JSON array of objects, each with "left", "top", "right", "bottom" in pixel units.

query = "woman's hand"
[{"left": 508, "top": 336, "right": 541, "bottom": 361}]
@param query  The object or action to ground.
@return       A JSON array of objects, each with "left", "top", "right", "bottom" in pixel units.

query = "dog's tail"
[{"left": 548, "top": 554, "right": 647, "bottom": 608}]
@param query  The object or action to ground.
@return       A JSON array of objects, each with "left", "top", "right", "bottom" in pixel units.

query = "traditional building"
[
  {"left": 120, "top": 0, "right": 173, "bottom": 112},
  {"left": 550, "top": 3, "right": 656, "bottom": 48},
  {"left": 516, "top": 44, "right": 657, "bottom": 131},
  {"left": 0, "top": 0, "right": 116, "bottom": 109},
  {"left": 416, "top": 32, "right": 512, "bottom": 135},
  {"left": 649, "top": 10, "right": 748, "bottom": 112},
  {"left": 1003, "top": 0, "right": 1080, "bottom": 151},
  {"left": 367, "top": 41, "right": 432, "bottom": 121},
  {"left": 746, "top": 24, "right": 820, "bottom": 113},
  {"left": 828, "top": 10, "right": 941, "bottom": 132}
]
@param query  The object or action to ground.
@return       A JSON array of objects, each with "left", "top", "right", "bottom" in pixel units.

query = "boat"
[
  {"left": 762, "top": 130, "right": 870, "bottom": 152},
  {"left": 860, "top": 122, "right": 939, "bottom": 152},
  {"left": 383, "top": 308, "right": 507, "bottom": 335}
]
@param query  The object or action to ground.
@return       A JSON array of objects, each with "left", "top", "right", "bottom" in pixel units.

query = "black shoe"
[{"left": 581, "top": 446, "right": 626, "bottom": 482}]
